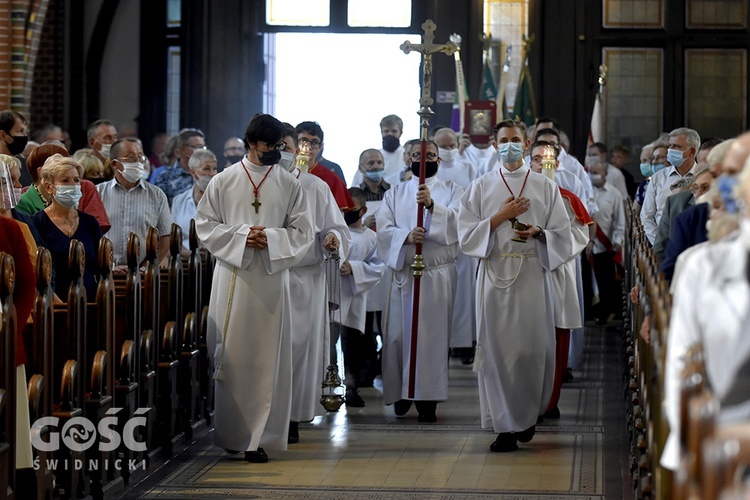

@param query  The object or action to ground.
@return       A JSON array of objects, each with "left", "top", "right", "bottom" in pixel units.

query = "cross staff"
[{"left": 400, "top": 19, "right": 456, "bottom": 399}]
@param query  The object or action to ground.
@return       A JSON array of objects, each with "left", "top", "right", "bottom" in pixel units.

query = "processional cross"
[{"left": 400, "top": 20, "right": 457, "bottom": 399}]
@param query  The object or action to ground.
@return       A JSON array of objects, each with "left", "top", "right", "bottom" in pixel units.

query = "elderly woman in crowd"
[
  {"left": 17, "top": 143, "right": 111, "bottom": 233},
  {"left": 32, "top": 154, "right": 103, "bottom": 298},
  {"left": 171, "top": 148, "right": 217, "bottom": 251},
  {"left": 661, "top": 135, "right": 750, "bottom": 471}
]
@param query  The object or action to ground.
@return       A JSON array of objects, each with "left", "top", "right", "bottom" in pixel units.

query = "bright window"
[
  {"left": 266, "top": 0, "right": 331, "bottom": 26},
  {"left": 347, "top": 0, "right": 411, "bottom": 27}
]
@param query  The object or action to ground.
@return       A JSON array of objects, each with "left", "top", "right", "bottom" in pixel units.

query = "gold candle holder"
[
  {"left": 296, "top": 141, "right": 311, "bottom": 172},
  {"left": 541, "top": 144, "right": 556, "bottom": 181}
]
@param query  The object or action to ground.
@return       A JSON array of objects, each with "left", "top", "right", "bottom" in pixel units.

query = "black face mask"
[
  {"left": 257, "top": 149, "right": 281, "bottom": 166},
  {"left": 411, "top": 160, "right": 438, "bottom": 179},
  {"left": 226, "top": 155, "right": 244, "bottom": 165},
  {"left": 6, "top": 135, "right": 27, "bottom": 156},
  {"left": 382, "top": 135, "right": 400, "bottom": 153},
  {"left": 343, "top": 209, "right": 362, "bottom": 226}
]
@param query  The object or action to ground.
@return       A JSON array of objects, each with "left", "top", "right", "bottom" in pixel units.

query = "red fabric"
[
  {"left": 559, "top": 187, "right": 593, "bottom": 226},
  {"left": 546, "top": 328, "right": 570, "bottom": 412},
  {"left": 309, "top": 162, "right": 354, "bottom": 210},
  {"left": 79, "top": 179, "right": 111, "bottom": 234},
  {"left": 595, "top": 225, "right": 623, "bottom": 266},
  {"left": 0, "top": 217, "right": 33, "bottom": 366}
]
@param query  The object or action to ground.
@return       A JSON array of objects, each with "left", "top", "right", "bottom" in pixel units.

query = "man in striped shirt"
[{"left": 97, "top": 138, "right": 173, "bottom": 274}]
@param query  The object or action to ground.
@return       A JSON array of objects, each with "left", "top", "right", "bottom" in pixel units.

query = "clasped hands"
[
  {"left": 493, "top": 196, "right": 541, "bottom": 239},
  {"left": 246, "top": 225, "right": 268, "bottom": 249}
]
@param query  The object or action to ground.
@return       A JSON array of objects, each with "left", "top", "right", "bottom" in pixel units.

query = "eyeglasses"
[
  {"left": 411, "top": 152, "right": 438, "bottom": 160},
  {"left": 185, "top": 144, "right": 207, "bottom": 151},
  {"left": 258, "top": 141, "right": 287, "bottom": 151},
  {"left": 298, "top": 138, "right": 322, "bottom": 149},
  {"left": 115, "top": 155, "right": 147, "bottom": 163}
]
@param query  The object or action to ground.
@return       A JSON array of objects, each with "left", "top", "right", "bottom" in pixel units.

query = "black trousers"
[{"left": 582, "top": 251, "right": 622, "bottom": 321}]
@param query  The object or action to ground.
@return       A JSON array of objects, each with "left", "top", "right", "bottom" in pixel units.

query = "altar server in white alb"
[
  {"left": 376, "top": 139, "right": 463, "bottom": 423},
  {"left": 434, "top": 127, "right": 480, "bottom": 359},
  {"left": 334, "top": 187, "right": 385, "bottom": 407},
  {"left": 195, "top": 114, "right": 314, "bottom": 463},
  {"left": 458, "top": 119, "right": 571, "bottom": 453},
  {"left": 528, "top": 140, "right": 593, "bottom": 419},
  {"left": 279, "top": 124, "right": 351, "bottom": 444}
]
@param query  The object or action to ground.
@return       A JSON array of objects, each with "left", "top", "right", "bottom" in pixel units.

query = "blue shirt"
[
  {"left": 171, "top": 187, "right": 197, "bottom": 250},
  {"left": 152, "top": 161, "right": 193, "bottom": 206}
]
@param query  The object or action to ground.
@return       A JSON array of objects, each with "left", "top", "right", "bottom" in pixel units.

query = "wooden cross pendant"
[{"left": 252, "top": 197, "right": 261, "bottom": 213}]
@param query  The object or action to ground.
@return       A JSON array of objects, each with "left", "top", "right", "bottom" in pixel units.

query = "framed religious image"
[{"left": 464, "top": 101, "right": 497, "bottom": 145}]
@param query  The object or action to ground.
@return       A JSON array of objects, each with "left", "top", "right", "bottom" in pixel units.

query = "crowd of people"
[{"left": 3, "top": 107, "right": 748, "bottom": 470}]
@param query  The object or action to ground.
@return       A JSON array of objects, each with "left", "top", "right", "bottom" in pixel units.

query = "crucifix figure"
[
  {"left": 251, "top": 198, "right": 261, "bottom": 213},
  {"left": 400, "top": 19, "right": 456, "bottom": 399}
]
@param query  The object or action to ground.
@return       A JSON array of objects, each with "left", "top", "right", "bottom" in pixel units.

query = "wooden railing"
[{"left": 1, "top": 220, "right": 213, "bottom": 499}]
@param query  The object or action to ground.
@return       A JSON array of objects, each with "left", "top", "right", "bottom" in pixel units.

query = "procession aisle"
[{"left": 123, "top": 325, "right": 630, "bottom": 499}]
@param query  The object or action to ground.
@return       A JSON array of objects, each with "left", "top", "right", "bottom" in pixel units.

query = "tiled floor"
[{"left": 124, "top": 326, "right": 629, "bottom": 499}]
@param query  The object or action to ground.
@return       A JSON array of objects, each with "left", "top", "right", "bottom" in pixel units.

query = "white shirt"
[
  {"left": 461, "top": 143, "right": 496, "bottom": 175},
  {"left": 592, "top": 183, "right": 625, "bottom": 254},
  {"left": 641, "top": 163, "right": 697, "bottom": 243},
  {"left": 606, "top": 164, "right": 629, "bottom": 200}
]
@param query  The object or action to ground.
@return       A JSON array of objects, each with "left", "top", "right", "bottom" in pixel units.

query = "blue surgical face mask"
[
  {"left": 667, "top": 148, "right": 686, "bottom": 169},
  {"left": 651, "top": 163, "right": 667, "bottom": 175},
  {"left": 718, "top": 174, "right": 740, "bottom": 214},
  {"left": 364, "top": 169, "right": 386, "bottom": 182},
  {"left": 54, "top": 184, "right": 82, "bottom": 209},
  {"left": 497, "top": 142, "right": 524, "bottom": 164},
  {"left": 639, "top": 162, "right": 652, "bottom": 177}
]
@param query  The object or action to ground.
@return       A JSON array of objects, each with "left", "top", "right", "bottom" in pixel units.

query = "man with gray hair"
[
  {"left": 153, "top": 128, "right": 206, "bottom": 206},
  {"left": 172, "top": 148, "right": 218, "bottom": 250},
  {"left": 640, "top": 127, "right": 700, "bottom": 243}
]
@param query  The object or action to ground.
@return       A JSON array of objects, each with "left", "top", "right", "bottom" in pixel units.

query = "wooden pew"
[
  {"left": 25, "top": 248, "right": 54, "bottom": 500},
  {"left": 85, "top": 237, "right": 123, "bottom": 498},
  {"left": 135, "top": 228, "right": 159, "bottom": 460},
  {"left": 0, "top": 252, "right": 18, "bottom": 500},
  {"left": 178, "top": 223, "right": 201, "bottom": 435}
]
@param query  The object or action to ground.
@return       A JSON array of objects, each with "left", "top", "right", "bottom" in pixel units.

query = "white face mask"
[
  {"left": 195, "top": 174, "right": 212, "bottom": 191},
  {"left": 438, "top": 147, "right": 458, "bottom": 163},
  {"left": 119, "top": 161, "right": 145, "bottom": 183},
  {"left": 279, "top": 151, "right": 295, "bottom": 171},
  {"left": 99, "top": 143, "right": 111, "bottom": 159}
]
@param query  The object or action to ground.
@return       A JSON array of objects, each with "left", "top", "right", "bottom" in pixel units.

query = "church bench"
[{"left": 0, "top": 252, "right": 18, "bottom": 500}]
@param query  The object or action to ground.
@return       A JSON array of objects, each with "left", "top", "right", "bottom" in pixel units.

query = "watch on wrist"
[
  {"left": 533, "top": 226, "right": 544, "bottom": 239},
  {"left": 425, "top": 200, "right": 434, "bottom": 210}
]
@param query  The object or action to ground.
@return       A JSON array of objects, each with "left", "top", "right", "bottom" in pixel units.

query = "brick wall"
[{"left": 29, "top": 0, "right": 64, "bottom": 132}]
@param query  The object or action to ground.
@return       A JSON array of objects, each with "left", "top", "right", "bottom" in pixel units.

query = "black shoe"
[
  {"left": 346, "top": 390, "right": 365, "bottom": 407},
  {"left": 394, "top": 399, "right": 412, "bottom": 416},
  {"left": 490, "top": 433, "right": 518, "bottom": 452},
  {"left": 415, "top": 401, "right": 437, "bottom": 422},
  {"left": 516, "top": 425, "right": 536, "bottom": 443},
  {"left": 288, "top": 421, "right": 299, "bottom": 444},
  {"left": 536, "top": 415, "right": 545, "bottom": 424},
  {"left": 245, "top": 448, "right": 269, "bottom": 463},
  {"left": 225, "top": 449, "right": 240, "bottom": 454},
  {"left": 544, "top": 406, "right": 561, "bottom": 419},
  {"left": 563, "top": 368, "right": 574, "bottom": 383}
]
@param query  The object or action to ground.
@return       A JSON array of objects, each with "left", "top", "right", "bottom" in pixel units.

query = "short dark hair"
[
  {"left": 179, "top": 128, "right": 205, "bottom": 146},
  {"left": 493, "top": 119, "right": 527, "bottom": 140},
  {"left": 348, "top": 187, "right": 367, "bottom": 207},
  {"left": 529, "top": 140, "right": 560, "bottom": 159},
  {"left": 699, "top": 138, "right": 724, "bottom": 152},
  {"left": 282, "top": 122, "right": 297, "bottom": 147},
  {"left": 589, "top": 142, "right": 607, "bottom": 154},
  {"left": 0, "top": 110, "right": 27, "bottom": 134},
  {"left": 295, "top": 121, "right": 324, "bottom": 142},
  {"left": 535, "top": 128, "right": 560, "bottom": 142},
  {"left": 409, "top": 140, "right": 439, "bottom": 156},
  {"left": 243, "top": 114, "right": 286, "bottom": 149},
  {"left": 610, "top": 144, "right": 630, "bottom": 157},
  {"left": 87, "top": 119, "right": 115, "bottom": 140},
  {"left": 110, "top": 138, "right": 141, "bottom": 161},
  {"left": 380, "top": 114, "right": 403, "bottom": 131},
  {"left": 535, "top": 117, "right": 560, "bottom": 132}
]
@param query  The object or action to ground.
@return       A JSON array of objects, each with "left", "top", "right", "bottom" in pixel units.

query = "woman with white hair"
[
  {"left": 32, "top": 154, "right": 103, "bottom": 298},
  {"left": 661, "top": 146, "right": 750, "bottom": 471},
  {"left": 172, "top": 148, "right": 218, "bottom": 250}
]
